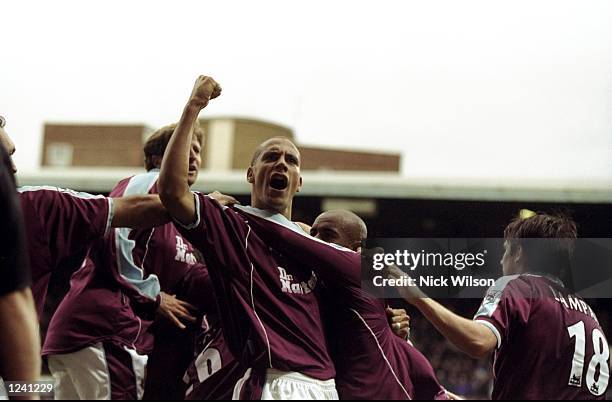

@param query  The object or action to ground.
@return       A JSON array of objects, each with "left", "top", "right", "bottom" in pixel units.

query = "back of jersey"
[{"left": 475, "top": 275, "right": 610, "bottom": 400}]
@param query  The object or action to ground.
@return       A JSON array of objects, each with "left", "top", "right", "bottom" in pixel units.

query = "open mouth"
[{"left": 269, "top": 174, "right": 289, "bottom": 191}]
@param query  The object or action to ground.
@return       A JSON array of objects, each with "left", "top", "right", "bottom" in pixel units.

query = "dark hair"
[
  {"left": 504, "top": 212, "right": 577, "bottom": 283},
  {"left": 143, "top": 123, "right": 204, "bottom": 171}
]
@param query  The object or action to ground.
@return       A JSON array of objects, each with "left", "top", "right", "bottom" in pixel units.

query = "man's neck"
[{"left": 251, "top": 198, "right": 293, "bottom": 220}]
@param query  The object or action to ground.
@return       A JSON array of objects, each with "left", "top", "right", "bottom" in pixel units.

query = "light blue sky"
[{"left": 2, "top": 0, "right": 611, "bottom": 181}]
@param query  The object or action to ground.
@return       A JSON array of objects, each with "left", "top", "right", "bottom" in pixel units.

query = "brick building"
[{"left": 41, "top": 117, "right": 401, "bottom": 173}]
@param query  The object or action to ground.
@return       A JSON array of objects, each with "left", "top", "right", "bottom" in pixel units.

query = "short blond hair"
[{"left": 143, "top": 123, "right": 204, "bottom": 170}]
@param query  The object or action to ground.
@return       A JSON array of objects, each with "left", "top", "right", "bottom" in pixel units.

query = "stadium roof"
[{"left": 16, "top": 168, "right": 612, "bottom": 204}]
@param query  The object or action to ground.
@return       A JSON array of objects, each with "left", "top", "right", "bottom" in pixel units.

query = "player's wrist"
[
  {"left": 186, "top": 98, "right": 208, "bottom": 110},
  {"left": 408, "top": 296, "right": 427, "bottom": 308}
]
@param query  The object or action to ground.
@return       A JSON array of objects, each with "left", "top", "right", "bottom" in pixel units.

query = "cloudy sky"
[{"left": 2, "top": 0, "right": 611, "bottom": 181}]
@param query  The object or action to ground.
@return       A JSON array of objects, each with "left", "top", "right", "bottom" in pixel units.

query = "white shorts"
[
  {"left": 261, "top": 369, "right": 338, "bottom": 400},
  {"left": 0, "top": 377, "right": 7, "bottom": 400},
  {"left": 48, "top": 342, "right": 148, "bottom": 400}
]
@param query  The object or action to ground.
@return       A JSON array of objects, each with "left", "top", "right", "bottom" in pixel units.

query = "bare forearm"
[
  {"left": 0, "top": 289, "right": 41, "bottom": 382},
  {"left": 159, "top": 101, "right": 199, "bottom": 204},
  {"left": 385, "top": 264, "right": 495, "bottom": 357},
  {"left": 111, "top": 195, "right": 170, "bottom": 229},
  {"left": 159, "top": 76, "right": 220, "bottom": 224},
  {"left": 410, "top": 298, "right": 495, "bottom": 359}
]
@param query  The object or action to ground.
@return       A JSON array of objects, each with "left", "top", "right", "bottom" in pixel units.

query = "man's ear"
[
  {"left": 514, "top": 245, "right": 524, "bottom": 264},
  {"left": 296, "top": 176, "right": 303, "bottom": 193},
  {"left": 247, "top": 167, "right": 255, "bottom": 184},
  {"left": 153, "top": 155, "right": 163, "bottom": 170},
  {"left": 351, "top": 241, "right": 362, "bottom": 253}
]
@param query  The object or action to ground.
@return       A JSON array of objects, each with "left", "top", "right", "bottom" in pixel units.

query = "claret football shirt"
[
  {"left": 17, "top": 186, "right": 112, "bottom": 317},
  {"left": 240, "top": 206, "right": 447, "bottom": 400},
  {"left": 44, "top": 172, "right": 200, "bottom": 358},
  {"left": 474, "top": 274, "right": 609, "bottom": 400},
  {"left": 175, "top": 193, "right": 336, "bottom": 381}
]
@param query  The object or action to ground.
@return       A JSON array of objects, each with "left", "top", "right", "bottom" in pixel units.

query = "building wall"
[
  {"left": 41, "top": 118, "right": 401, "bottom": 172},
  {"left": 202, "top": 117, "right": 401, "bottom": 172},
  {"left": 42, "top": 124, "right": 150, "bottom": 168},
  {"left": 300, "top": 146, "right": 400, "bottom": 172},
  {"left": 231, "top": 119, "right": 295, "bottom": 170}
]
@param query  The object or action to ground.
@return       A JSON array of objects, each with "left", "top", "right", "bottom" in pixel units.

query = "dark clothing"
[{"left": 0, "top": 146, "right": 30, "bottom": 297}]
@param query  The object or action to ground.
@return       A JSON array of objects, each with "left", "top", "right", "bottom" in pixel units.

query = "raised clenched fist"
[{"left": 189, "top": 75, "right": 222, "bottom": 109}]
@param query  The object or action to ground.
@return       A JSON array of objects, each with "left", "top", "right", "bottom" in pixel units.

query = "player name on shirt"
[
  {"left": 549, "top": 287, "right": 599, "bottom": 320},
  {"left": 278, "top": 266, "right": 318, "bottom": 295},
  {"left": 175, "top": 236, "right": 197, "bottom": 265}
]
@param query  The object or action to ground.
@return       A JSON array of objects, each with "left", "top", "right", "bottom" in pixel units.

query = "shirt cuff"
[
  {"left": 105, "top": 197, "right": 115, "bottom": 236},
  {"left": 474, "top": 318, "right": 502, "bottom": 349},
  {"left": 173, "top": 192, "right": 201, "bottom": 230}
]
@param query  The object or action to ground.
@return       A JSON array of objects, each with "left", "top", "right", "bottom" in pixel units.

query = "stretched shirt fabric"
[
  {"left": 177, "top": 192, "right": 446, "bottom": 399},
  {"left": 238, "top": 204, "right": 447, "bottom": 400},
  {"left": 174, "top": 193, "right": 336, "bottom": 382}
]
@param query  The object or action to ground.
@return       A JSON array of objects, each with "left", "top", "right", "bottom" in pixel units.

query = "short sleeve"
[
  {"left": 473, "top": 275, "right": 532, "bottom": 348},
  {"left": 18, "top": 187, "right": 112, "bottom": 269}
]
